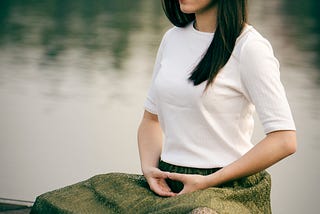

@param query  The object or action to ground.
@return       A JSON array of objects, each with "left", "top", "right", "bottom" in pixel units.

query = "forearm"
[
  {"left": 205, "top": 130, "right": 297, "bottom": 187},
  {"left": 137, "top": 111, "right": 163, "bottom": 174}
]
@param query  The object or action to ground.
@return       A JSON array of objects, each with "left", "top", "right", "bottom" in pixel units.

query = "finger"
[
  {"left": 149, "top": 179, "right": 176, "bottom": 197},
  {"left": 159, "top": 190, "right": 177, "bottom": 197},
  {"left": 158, "top": 180, "right": 172, "bottom": 192},
  {"left": 153, "top": 170, "right": 170, "bottom": 179},
  {"left": 168, "top": 172, "right": 185, "bottom": 182},
  {"left": 152, "top": 184, "right": 177, "bottom": 197}
]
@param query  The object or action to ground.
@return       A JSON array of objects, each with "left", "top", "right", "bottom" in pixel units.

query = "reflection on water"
[
  {"left": 249, "top": 1, "right": 320, "bottom": 213},
  {"left": 281, "top": 0, "right": 320, "bottom": 78},
  {"left": 0, "top": 0, "right": 169, "bottom": 203},
  {"left": 0, "top": 0, "right": 319, "bottom": 213},
  {"left": 0, "top": 0, "right": 167, "bottom": 102},
  {"left": 0, "top": 0, "right": 161, "bottom": 73}
]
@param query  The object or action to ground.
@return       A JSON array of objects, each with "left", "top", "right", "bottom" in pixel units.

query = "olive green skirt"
[{"left": 31, "top": 161, "right": 271, "bottom": 214}]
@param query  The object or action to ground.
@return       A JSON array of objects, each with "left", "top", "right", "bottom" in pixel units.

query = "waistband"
[{"left": 158, "top": 160, "right": 222, "bottom": 176}]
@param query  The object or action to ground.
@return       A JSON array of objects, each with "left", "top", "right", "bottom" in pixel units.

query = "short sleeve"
[
  {"left": 239, "top": 38, "right": 296, "bottom": 134},
  {"left": 144, "top": 30, "right": 169, "bottom": 115}
]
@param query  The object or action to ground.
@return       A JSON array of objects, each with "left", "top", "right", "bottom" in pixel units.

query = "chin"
[{"left": 179, "top": 5, "right": 195, "bottom": 14}]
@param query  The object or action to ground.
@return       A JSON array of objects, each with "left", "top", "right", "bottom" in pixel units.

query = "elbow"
[
  {"left": 285, "top": 139, "right": 297, "bottom": 156},
  {"left": 268, "top": 130, "right": 297, "bottom": 156},
  {"left": 282, "top": 130, "right": 297, "bottom": 156}
]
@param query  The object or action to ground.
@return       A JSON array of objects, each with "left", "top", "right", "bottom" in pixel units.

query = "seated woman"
[{"left": 31, "top": 0, "right": 297, "bottom": 213}]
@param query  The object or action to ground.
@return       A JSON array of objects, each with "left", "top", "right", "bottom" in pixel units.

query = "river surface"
[{"left": 0, "top": 0, "right": 319, "bottom": 213}]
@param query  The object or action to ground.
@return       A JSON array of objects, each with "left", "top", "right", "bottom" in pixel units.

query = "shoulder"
[
  {"left": 161, "top": 22, "right": 193, "bottom": 40},
  {"left": 157, "top": 23, "right": 194, "bottom": 52},
  {"left": 237, "top": 25, "right": 275, "bottom": 58},
  {"left": 237, "top": 26, "right": 280, "bottom": 78}
]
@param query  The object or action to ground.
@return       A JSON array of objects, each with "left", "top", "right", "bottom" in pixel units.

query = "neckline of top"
[
  {"left": 188, "top": 21, "right": 253, "bottom": 39},
  {"left": 190, "top": 21, "right": 215, "bottom": 36}
]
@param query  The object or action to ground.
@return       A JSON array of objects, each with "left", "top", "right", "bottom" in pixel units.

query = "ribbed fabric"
[
  {"left": 145, "top": 22, "right": 296, "bottom": 168},
  {"left": 31, "top": 162, "right": 271, "bottom": 214}
]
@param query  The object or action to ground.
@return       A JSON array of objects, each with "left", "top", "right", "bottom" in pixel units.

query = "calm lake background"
[{"left": 0, "top": 0, "right": 319, "bottom": 213}]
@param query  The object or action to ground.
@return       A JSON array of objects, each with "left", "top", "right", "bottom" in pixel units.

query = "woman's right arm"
[
  {"left": 137, "top": 110, "right": 175, "bottom": 196},
  {"left": 138, "top": 110, "right": 162, "bottom": 172}
]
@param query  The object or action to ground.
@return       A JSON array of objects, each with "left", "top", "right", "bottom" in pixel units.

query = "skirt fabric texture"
[{"left": 31, "top": 161, "right": 271, "bottom": 214}]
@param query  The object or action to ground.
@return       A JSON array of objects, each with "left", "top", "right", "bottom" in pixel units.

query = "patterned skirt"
[{"left": 31, "top": 161, "right": 271, "bottom": 213}]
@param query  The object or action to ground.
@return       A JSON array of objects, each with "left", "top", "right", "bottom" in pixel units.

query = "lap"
[{"left": 31, "top": 172, "right": 271, "bottom": 214}]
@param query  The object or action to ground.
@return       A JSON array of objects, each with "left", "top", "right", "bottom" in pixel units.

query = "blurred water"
[
  {"left": 0, "top": 0, "right": 319, "bottom": 213},
  {"left": 248, "top": 1, "right": 320, "bottom": 213}
]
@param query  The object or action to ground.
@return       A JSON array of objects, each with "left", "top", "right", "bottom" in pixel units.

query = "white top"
[{"left": 145, "top": 22, "right": 296, "bottom": 168}]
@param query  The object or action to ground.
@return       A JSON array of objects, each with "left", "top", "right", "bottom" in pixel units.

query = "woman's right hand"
[
  {"left": 143, "top": 167, "right": 176, "bottom": 197},
  {"left": 138, "top": 111, "right": 175, "bottom": 196}
]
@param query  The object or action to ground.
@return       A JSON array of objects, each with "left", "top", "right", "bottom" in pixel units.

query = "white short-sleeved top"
[{"left": 145, "top": 22, "right": 296, "bottom": 168}]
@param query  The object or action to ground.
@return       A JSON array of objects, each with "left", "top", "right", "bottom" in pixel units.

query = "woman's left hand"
[{"left": 167, "top": 173, "right": 209, "bottom": 195}]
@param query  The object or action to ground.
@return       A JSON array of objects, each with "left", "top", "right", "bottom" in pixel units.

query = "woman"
[
  {"left": 31, "top": 0, "right": 296, "bottom": 213},
  {"left": 138, "top": 0, "right": 296, "bottom": 212}
]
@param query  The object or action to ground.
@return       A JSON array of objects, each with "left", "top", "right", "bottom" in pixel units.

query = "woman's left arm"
[
  {"left": 168, "top": 130, "right": 296, "bottom": 195},
  {"left": 204, "top": 130, "right": 296, "bottom": 187}
]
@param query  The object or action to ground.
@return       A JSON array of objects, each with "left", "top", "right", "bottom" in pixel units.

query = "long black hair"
[{"left": 161, "top": 0, "right": 248, "bottom": 88}]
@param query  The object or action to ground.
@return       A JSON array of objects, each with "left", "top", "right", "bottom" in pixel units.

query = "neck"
[{"left": 194, "top": 5, "right": 218, "bottom": 33}]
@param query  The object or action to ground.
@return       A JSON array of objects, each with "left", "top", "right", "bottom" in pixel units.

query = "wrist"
[
  {"left": 142, "top": 165, "right": 158, "bottom": 177},
  {"left": 204, "top": 169, "right": 225, "bottom": 188},
  {"left": 140, "top": 159, "right": 160, "bottom": 175},
  {"left": 202, "top": 175, "right": 214, "bottom": 189}
]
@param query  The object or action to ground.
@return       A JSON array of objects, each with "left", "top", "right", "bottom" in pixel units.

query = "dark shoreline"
[{"left": 0, "top": 203, "right": 32, "bottom": 213}]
